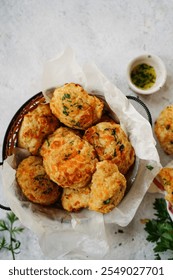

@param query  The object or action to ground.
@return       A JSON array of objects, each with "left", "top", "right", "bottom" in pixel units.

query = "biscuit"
[
  {"left": 40, "top": 127, "right": 98, "bottom": 188},
  {"left": 84, "top": 121, "right": 135, "bottom": 174},
  {"left": 16, "top": 156, "right": 60, "bottom": 205},
  {"left": 50, "top": 83, "right": 104, "bottom": 130},
  {"left": 18, "top": 103, "right": 59, "bottom": 155},
  {"left": 157, "top": 167, "right": 173, "bottom": 204},
  {"left": 88, "top": 160, "right": 127, "bottom": 213},
  {"left": 154, "top": 105, "right": 173, "bottom": 154},
  {"left": 61, "top": 186, "right": 90, "bottom": 212}
]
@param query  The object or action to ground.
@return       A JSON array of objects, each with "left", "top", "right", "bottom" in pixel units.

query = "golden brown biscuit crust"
[
  {"left": 16, "top": 156, "right": 60, "bottom": 205},
  {"left": 154, "top": 105, "right": 173, "bottom": 154},
  {"left": 18, "top": 103, "right": 59, "bottom": 155},
  {"left": 40, "top": 127, "right": 98, "bottom": 188},
  {"left": 50, "top": 83, "right": 104, "bottom": 130},
  {"left": 157, "top": 167, "right": 173, "bottom": 204},
  {"left": 84, "top": 121, "right": 135, "bottom": 174},
  {"left": 88, "top": 160, "right": 127, "bottom": 213},
  {"left": 61, "top": 186, "right": 90, "bottom": 212}
]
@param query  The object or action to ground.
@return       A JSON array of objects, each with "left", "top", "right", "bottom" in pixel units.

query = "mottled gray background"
[{"left": 0, "top": 0, "right": 173, "bottom": 259}]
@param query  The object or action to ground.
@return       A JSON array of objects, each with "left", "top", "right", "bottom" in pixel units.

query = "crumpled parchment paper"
[{"left": 1, "top": 47, "right": 161, "bottom": 259}]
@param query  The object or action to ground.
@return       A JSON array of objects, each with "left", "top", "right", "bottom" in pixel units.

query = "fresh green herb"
[
  {"left": 144, "top": 198, "right": 173, "bottom": 260},
  {"left": 146, "top": 165, "right": 154, "bottom": 171},
  {"left": 0, "top": 212, "right": 24, "bottom": 260},
  {"left": 62, "top": 93, "right": 71, "bottom": 100},
  {"left": 104, "top": 198, "right": 111, "bottom": 204},
  {"left": 63, "top": 105, "right": 69, "bottom": 116}
]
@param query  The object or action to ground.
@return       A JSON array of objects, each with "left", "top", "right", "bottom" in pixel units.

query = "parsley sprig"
[
  {"left": 0, "top": 212, "right": 24, "bottom": 260},
  {"left": 144, "top": 198, "right": 173, "bottom": 260}
]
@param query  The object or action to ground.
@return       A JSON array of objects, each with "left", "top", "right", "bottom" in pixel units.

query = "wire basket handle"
[{"left": 126, "top": 95, "right": 152, "bottom": 126}]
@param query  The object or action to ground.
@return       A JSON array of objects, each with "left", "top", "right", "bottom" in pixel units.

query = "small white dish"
[{"left": 127, "top": 54, "right": 167, "bottom": 95}]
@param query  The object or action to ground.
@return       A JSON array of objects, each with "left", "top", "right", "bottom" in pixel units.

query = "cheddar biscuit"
[
  {"left": 84, "top": 121, "right": 135, "bottom": 174},
  {"left": 157, "top": 167, "right": 173, "bottom": 204},
  {"left": 40, "top": 127, "right": 98, "bottom": 188},
  {"left": 154, "top": 105, "right": 173, "bottom": 154},
  {"left": 16, "top": 156, "right": 60, "bottom": 205},
  {"left": 88, "top": 160, "right": 127, "bottom": 214},
  {"left": 50, "top": 83, "right": 104, "bottom": 130},
  {"left": 18, "top": 103, "right": 59, "bottom": 155},
  {"left": 61, "top": 186, "right": 90, "bottom": 212}
]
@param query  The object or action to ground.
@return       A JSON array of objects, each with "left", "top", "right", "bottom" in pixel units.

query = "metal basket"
[{"left": 0, "top": 93, "right": 152, "bottom": 211}]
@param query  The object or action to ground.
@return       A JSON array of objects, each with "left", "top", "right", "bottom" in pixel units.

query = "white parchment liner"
[{"left": 1, "top": 48, "right": 161, "bottom": 259}]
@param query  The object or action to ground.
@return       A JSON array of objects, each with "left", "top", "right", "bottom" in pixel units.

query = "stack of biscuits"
[{"left": 16, "top": 83, "right": 135, "bottom": 214}]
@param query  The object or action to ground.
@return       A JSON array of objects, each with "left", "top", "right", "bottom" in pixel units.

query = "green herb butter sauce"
[{"left": 130, "top": 63, "right": 156, "bottom": 90}]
